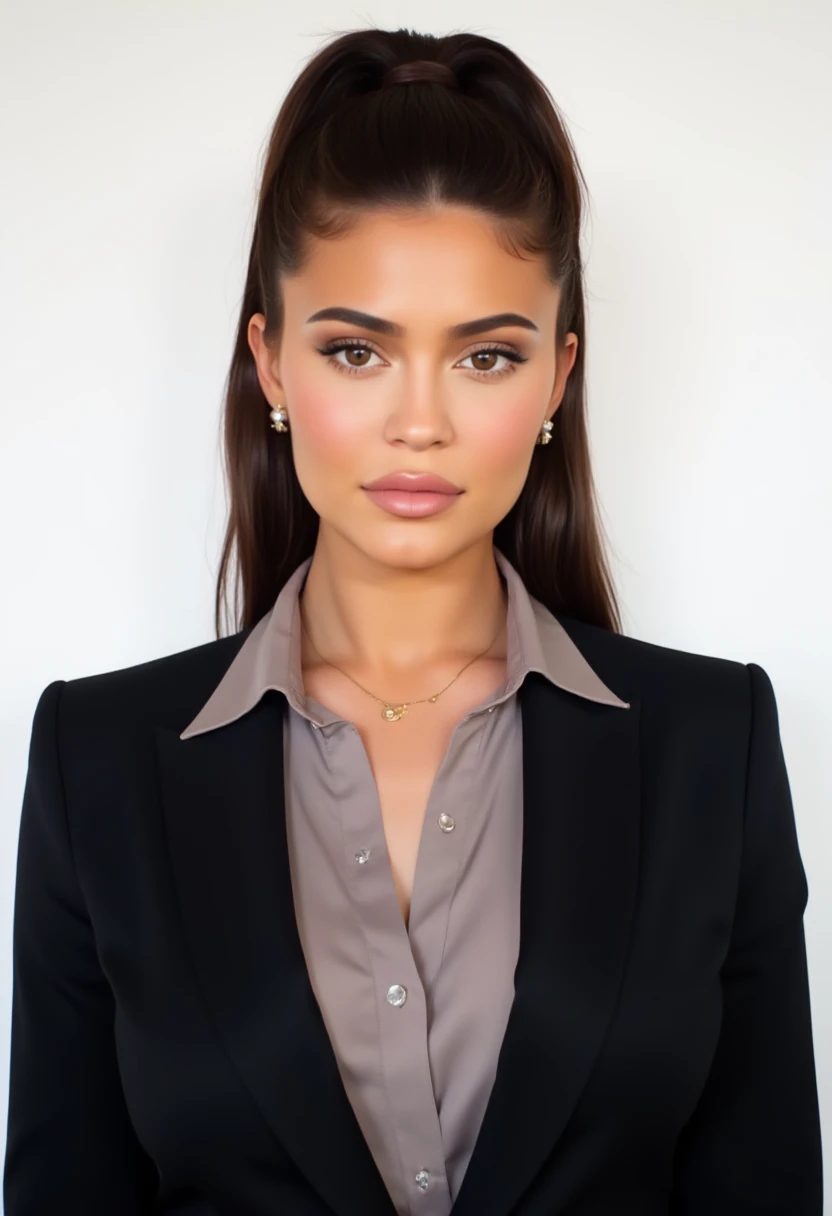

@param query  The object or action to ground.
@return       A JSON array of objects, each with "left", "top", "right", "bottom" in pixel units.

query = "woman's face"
[{"left": 248, "top": 204, "right": 577, "bottom": 570}]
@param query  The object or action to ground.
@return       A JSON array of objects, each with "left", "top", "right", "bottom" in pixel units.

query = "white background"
[{"left": 1, "top": 0, "right": 830, "bottom": 1202}]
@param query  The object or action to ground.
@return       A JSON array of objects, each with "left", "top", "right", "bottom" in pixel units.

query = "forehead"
[{"left": 283, "top": 205, "right": 558, "bottom": 329}]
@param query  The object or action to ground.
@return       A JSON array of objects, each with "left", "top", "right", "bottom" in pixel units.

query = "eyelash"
[{"left": 316, "top": 339, "right": 528, "bottom": 380}]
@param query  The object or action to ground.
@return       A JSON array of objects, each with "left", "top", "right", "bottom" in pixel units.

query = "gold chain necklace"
[{"left": 300, "top": 604, "right": 505, "bottom": 722}]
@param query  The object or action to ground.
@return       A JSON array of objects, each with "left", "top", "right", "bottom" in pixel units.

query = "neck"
[{"left": 298, "top": 531, "right": 508, "bottom": 689}]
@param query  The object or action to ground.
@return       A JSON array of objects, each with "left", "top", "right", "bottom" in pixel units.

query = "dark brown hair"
[{"left": 214, "top": 26, "right": 623, "bottom": 638}]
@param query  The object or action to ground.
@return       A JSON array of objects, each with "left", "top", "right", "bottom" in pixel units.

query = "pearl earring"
[{"left": 535, "top": 419, "right": 553, "bottom": 445}]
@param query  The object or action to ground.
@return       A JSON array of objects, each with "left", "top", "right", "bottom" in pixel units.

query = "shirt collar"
[{"left": 180, "top": 545, "right": 628, "bottom": 740}]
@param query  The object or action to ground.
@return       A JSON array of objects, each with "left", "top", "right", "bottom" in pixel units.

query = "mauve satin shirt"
[{"left": 180, "top": 546, "right": 627, "bottom": 1216}]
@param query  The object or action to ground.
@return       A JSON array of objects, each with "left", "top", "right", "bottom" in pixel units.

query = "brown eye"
[
  {"left": 317, "top": 340, "right": 384, "bottom": 376},
  {"left": 458, "top": 346, "right": 527, "bottom": 379},
  {"left": 342, "top": 346, "right": 373, "bottom": 367}
]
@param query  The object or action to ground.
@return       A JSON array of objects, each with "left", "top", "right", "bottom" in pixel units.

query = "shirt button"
[
  {"left": 355, "top": 848, "right": 372, "bottom": 865},
  {"left": 487, "top": 705, "right": 495, "bottom": 713},
  {"left": 415, "top": 1170, "right": 430, "bottom": 1191},
  {"left": 438, "top": 813, "right": 455, "bottom": 832},
  {"left": 386, "top": 984, "right": 407, "bottom": 1007},
  {"left": 310, "top": 722, "right": 319, "bottom": 730}
]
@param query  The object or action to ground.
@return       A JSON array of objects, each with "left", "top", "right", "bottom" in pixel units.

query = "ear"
[
  {"left": 549, "top": 332, "right": 579, "bottom": 414},
  {"left": 247, "top": 313, "right": 286, "bottom": 407}
]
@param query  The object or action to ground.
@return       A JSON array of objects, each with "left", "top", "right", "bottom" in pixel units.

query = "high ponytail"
[{"left": 214, "top": 27, "right": 622, "bottom": 637}]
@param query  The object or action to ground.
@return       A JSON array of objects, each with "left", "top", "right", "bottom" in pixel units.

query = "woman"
[{"left": 3, "top": 24, "right": 822, "bottom": 1216}]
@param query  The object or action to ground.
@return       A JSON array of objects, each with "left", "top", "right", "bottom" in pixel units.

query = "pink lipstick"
[{"left": 361, "top": 470, "right": 464, "bottom": 519}]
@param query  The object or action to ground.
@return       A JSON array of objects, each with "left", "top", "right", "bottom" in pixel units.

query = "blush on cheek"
[
  {"left": 289, "top": 390, "right": 372, "bottom": 512},
  {"left": 474, "top": 400, "right": 540, "bottom": 472},
  {"left": 295, "top": 389, "right": 365, "bottom": 455}
]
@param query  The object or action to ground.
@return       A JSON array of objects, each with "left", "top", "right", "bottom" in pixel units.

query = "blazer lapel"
[
  {"left": 451, "top": 674, "right": 642, "bottom": 1216},
  {"left": 155, "top": 692, "right": 398, "bottom": 1216},
  {"left": 155, "top": 670, "right": 642, "bottom": 1216}
]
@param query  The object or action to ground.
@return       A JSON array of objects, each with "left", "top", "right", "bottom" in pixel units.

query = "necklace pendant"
[{"left": 382, "top": 703, "right": 408, "bottom": 722}]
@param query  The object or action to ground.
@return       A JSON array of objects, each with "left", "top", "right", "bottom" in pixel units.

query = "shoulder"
[
  {"left": 553, "top": 610, "right": 759, "bottom": 731},
  {"left": 43, "top": 628, "right": 254, "bottom": 741}
]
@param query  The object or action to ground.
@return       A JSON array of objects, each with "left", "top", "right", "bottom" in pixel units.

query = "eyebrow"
[{"left": 305, "top": 306, "right": 539, "bottom": 340}]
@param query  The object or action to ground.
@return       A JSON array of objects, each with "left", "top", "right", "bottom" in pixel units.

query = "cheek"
[
  {"left": 468, "top": 391, "right": 540, "bottom": 473},
  {"left": 290, "top": 386, "right": 366, "bottom": 470}
]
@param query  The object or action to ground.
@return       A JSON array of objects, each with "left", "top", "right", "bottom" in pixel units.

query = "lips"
[
  {"left": 362, "top": 471, "right": 462, "bottom": 494},
  {"left": 362, "top": 486, "right": 461, "bottom": 519}
]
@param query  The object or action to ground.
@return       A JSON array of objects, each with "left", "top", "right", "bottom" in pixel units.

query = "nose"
[{"left": 384, "top": 379, "right": 455, "bottom": 449}]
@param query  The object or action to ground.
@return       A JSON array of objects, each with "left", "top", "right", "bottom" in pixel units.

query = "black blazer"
[{"left": 3, "top": 614, "right": 823, "bottom": 1216}]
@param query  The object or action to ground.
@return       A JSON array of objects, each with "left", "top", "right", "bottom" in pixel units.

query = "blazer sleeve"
[
  {"left": 669, "top": 661, "right": 823, "bottom": 1214},
  {"left": 3, "top": 680, "right": 159, "bottom": 1214}
]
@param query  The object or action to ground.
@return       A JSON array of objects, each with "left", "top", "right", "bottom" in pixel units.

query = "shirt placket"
[{"left": 328, "top": 718, "right": 468, "bottom": 1216}]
